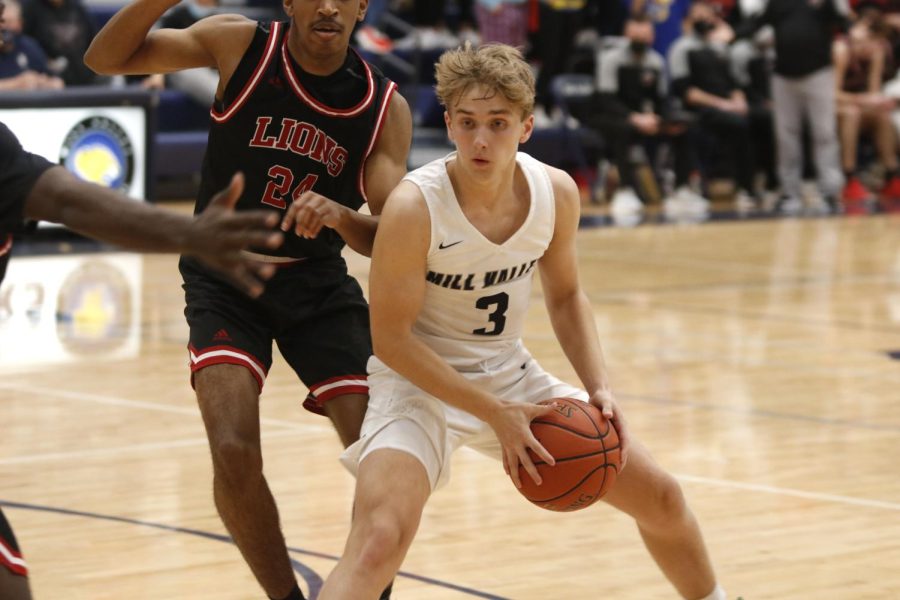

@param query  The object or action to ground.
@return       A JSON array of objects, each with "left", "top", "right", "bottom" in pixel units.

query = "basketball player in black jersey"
[
  {"left": 0, "top": 121, "right": 283, "bottom": 600},
  {"left": 85, "top": 1, "right": 412, "bottom": 599}
]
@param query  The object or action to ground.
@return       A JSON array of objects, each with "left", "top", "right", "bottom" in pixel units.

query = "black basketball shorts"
[
  {"left": 180, "top": 255, "right": 371, "bottom": 415},
  {"left": 0, "top": 507, "right": 27, "bottom": 577}
]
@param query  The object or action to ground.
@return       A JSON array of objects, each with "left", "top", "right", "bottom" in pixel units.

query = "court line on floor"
[
  {"left": 0, "top": 382, "right": 326, "bottom": 432},
  {"left": 0, "top": 499, "right": 509, "bottom": 600},
  {"left": 622, "top": 392, "right": 900, "bottom": 433},
  {"left": 676, "top": 473, "right": 900, "bottom": 512},
  {"left": 0, "top": 429, "right": 302, "bottom": 466}
]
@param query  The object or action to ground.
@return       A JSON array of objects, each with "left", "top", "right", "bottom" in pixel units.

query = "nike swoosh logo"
[{"left": 438, "top": 240, "right": 463, "bottom": 249}]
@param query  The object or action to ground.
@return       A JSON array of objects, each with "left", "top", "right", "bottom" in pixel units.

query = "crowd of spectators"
[
  {"left": 4, "top": 0, "right": 900, "bottom": 218},
  {"left": 359, "top": 0, "right": 900, "bottom": 218}
]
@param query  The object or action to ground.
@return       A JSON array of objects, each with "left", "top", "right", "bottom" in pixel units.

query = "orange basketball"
[{"left": 515, "top": 398, "right": 621, "bottom": 512}]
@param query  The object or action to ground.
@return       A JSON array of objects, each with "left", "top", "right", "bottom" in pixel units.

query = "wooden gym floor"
[{"left": 1, "top": 211, "right": 898, "bottom": 599}]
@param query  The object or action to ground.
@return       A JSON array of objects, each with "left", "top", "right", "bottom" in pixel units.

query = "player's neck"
[
  {"left": 286, "top": 36, "right": 348, "bottom": 76},
  {"left": 448, "top": 157, "right": 518, "bottom": 210}
]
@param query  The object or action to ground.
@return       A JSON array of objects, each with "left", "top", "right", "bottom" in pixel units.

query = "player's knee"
[
  {"left": 642, "top": 474, "right": 688, "bottom": 530},
  {"left": 210, "top": 438, "right": 263, "bottom": 487},
  {"left": 356, "top": 518, "right": 407, "bottom": 571}
]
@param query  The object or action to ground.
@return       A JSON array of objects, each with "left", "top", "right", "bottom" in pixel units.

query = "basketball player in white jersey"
[{"left": 317, "top": 44, "right": 727, "bottom": 600}]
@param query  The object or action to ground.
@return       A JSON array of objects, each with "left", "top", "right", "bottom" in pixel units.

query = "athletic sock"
[
  {"left": 269, "top": 583, "right": 305, "bottom": 600},
  {"left": 696, "top": 583, "right": 726, "bottom": 600}
]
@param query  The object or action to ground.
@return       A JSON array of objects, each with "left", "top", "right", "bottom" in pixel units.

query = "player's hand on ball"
[
  {"left": 281, "top": 191, "right": 347, "bottom": 239},
  {"left": 489, "top": 400, "right": 558, "bottom": 489},
  {"left": 589, "top": 389, "right": 629, "bottom": 469}
]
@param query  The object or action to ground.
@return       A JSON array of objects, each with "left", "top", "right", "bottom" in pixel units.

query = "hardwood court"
[{"left": 1, "top": 214, "right": 898, "bottom": 599}]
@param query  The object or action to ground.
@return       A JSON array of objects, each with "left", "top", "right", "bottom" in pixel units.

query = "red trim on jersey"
[
  {"left": 281, "top": 42, "right": 375, "bottom": 118},
  {"left": 187, "top": 344, "right": 268, "bottom": 391},
  {"left": 308, "top": 374, "right": 368, "bottom": 398},
  {"left": 357, "top": 81, "right": 397, "bottom": 203},
  {"left": 210, "top": 21, "right": 282, "bottom": 124},
  {"left": 0, "top": 536, "right": 27, "bottom": 577},
  {"left": 0, "top": 234, "right": 12, "bottom": 257},
  {"left": 304, "top": 374, "right": 368, "bottom": 414}
]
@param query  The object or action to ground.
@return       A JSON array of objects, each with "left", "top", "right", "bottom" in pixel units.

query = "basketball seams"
[
  {"left": 529, "top": 446, "right": 622, "bottom": 467},
  {"left": 517, "top": 396, "right": 621, "bottom": 511},
  {"left": 529, "top": 420, "right": 603, "bottom": 440},
  {"left": 531, "top": 464, "right": 615, "bottom": 507}
]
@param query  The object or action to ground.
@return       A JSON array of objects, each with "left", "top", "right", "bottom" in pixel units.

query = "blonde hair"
[{"left": 434, "top": 43, "right": 535, "bottom": 118}]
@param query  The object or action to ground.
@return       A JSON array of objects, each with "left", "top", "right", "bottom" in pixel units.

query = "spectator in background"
[
  {"left": 730, "top": 23, "right": 778, "bottom": 200},
  {"left": 587, "top": 14, "right": 703, "bottom": 216},
  {"left": 532, "top": 0, "right": 588, "bottom": 125},
  {"left": 0, "top": 0, "right": 63, "bottom": 89},
  {"left": 633, "top": 0, "right": 692, "bottom": 57},
  {"left": 155, "top": 0, "right": 220, "bottom": 107},
  {"left": 475, "top": 0, "right": 528, "bottom": 48},
  {"left": 834, "top": 10, "right": 900, "bottom": 212},
  {"left": 21, "top": 0, "right": 98, "bottom": 86},
  {"left": 635, "top": 0, "right": 733, "bottom": 57},
  {"left": 393, "top": 0, "right": 473, "bottom": 50},
  {"left": 669, "top": 0, "right": 757, "bottom": 211},
  {"left": 739, "top": 0, "right": 849, "bottom": 215},
  {"left": 355, "top": 0, "right": 393, "bottom": 53}
]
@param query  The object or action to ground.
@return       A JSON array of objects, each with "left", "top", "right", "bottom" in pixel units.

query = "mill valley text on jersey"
[{"left": 426, "top": 259, "right": 538, "bottom": 291}]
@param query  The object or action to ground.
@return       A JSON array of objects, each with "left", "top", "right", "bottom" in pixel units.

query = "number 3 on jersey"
[
  {"left": 261, "top": 165, "right": 319, "bottom": 209},
  {"left": 473, "top": 292, "right": 509, "bottom": 336}
]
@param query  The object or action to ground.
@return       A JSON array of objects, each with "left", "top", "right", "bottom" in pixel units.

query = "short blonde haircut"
[{"left": 434, "top": 43, "right": 535, "bottom": 119}]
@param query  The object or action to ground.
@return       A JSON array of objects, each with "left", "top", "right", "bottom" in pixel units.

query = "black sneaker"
[{"left": 822, "top": 195, "right": 841, "bottom": 214}]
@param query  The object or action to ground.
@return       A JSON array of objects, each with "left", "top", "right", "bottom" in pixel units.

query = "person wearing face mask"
[
  {"left": 668, "top": 0, "right": 759, "bottom": 213},
  {"left": 586, "top": 14, "right": 703, "bottom": 218},
  {"left": 738, "top": 0, "right": 850, "bottom": 215},
  {"left": 729, "top": 24, "right": 780, "bottom": 204}
]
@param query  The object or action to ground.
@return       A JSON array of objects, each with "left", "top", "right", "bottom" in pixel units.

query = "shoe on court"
[
  {"left": 733, "top": 190, "right": 758, "bottom": 213},
  {"left": 843, "top": 176, "right": 871, "bottom": 202},
  {"left": 842, "top": 176, "right": 871, "bottom": 215},
  {"left": 609, "top": 187, "right": 644, "bottom": 215},
  {"left": 675, "top": 185, "right": 710, "bottom": 213},
  {"left": 773, "top": 195, "right": 803, "bottom": 215},
  {"left": 822, "top": 195, "right": 841, "bottom": 214},
  {"left": 879, "top": 175, "right": 900, "bottom": 212}
]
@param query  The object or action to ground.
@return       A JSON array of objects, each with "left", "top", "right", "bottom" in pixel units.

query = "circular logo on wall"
[
  {"left": 59, "top": 116, "right": 135, "bottom": 193},
  {"left": 55, "top": 260, "right": 133, "bottom": 355}
]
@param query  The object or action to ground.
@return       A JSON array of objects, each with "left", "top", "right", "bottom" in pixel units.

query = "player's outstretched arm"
[
  {"left": 25, "top": 169, "right": 283, "bottom": 297},
  {"left": 369, "top": 182, "right": 556, "bottom": 486},
  {"left": 85, "top": 0, "right": 252, "bottom": 79},
  {"left": 280, "top": 91, "right": 413, "bottom": 257},
  {"left": 538, "top": 166, "right": 630, "bottom": 464}
]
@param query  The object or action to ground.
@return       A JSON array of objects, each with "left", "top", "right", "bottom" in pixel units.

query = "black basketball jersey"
[
  {"left": 0, "top": 121, "right": 53, "bottom": 284},
  {"left": 196, "top": 20, "right": 397, "bottom": 259}
]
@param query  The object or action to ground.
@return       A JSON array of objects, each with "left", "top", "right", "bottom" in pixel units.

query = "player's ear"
[
  {"left": 444, "top": 110, "right": 454, "bottom": 142},
  {"left": 282, "top": 0, "right": 293, "bottom": 18},
  {"left": 519, "top": 112, "right": 534, "bottom": 144},
  {"left": 358, "top": 0, "right": 368, "bottom": 22}
]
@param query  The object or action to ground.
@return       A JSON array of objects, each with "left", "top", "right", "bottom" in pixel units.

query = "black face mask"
[
  {"left": 630, "top": 40, "right": 649, "bottom": 55},
  {"left": 693, "top": 20, "right": 715, "bottom": 37}
]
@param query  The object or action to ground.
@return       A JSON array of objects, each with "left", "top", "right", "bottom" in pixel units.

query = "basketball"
[{"left": 515, "top": 398, "right": 621, "bottom": 512}]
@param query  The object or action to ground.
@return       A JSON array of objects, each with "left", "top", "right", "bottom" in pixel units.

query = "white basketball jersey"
[{"left": 403, "top": 151, "right": 555, "bottom": 367}]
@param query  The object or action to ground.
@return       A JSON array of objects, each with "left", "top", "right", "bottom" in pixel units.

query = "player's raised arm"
[
  {"left": 280, "top": 88, "right": 413, "bottom": 257},
  {"left": 537, "top": 166, "right": 630, "bottom": 463},
  {"left": 26, "top": 168, "right": 283, "bottom": 297},
  {"left": 84, "top": 1, "right": 253, "bottom": 80}
]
